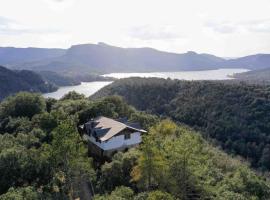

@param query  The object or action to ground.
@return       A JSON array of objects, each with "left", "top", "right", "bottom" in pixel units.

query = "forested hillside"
[
  {"left": 0, "top": 66, "right": 56, "bottom": 100},
  {"left": 93, "top": 78, "right": 270, "bottom": 171},
  {"left": 0, "top": 92, "right": 269, "bottom": 199},
  {"left": 37, "top": 71, "right": 81, "bottom": 87},
  {"left": 37, "top": 71, "right": 115, "bottom": 87},
  {"left": 233, "top": 68, "right": 270, "bottom": 84}
]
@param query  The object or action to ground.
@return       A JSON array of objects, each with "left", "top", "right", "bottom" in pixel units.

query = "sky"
[{"left": 0, "top": 0, "right": 270, "bottom": 57}]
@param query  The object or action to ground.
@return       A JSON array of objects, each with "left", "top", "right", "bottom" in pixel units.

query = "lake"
[
  {"left": 43, "top": 68, "right": 248, "bottom": 99},
  {"left": 102, "top": 68, "right": 249, "bottom": 80},
  {"left": 43, "top": 81, "right": 112, "bottom": 99}
]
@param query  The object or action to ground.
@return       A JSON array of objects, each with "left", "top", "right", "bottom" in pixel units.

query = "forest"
[
  {"left": 93, "top": 77, "right": 270, "bottom": 172},
  {"left": 0, "top": 66, "right": 56, "bottom": 100},
  {"left": 0, "top": 92, "right": 269, "bottom": 199}
]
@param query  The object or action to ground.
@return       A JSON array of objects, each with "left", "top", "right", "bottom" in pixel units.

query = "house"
[{"left": 81, "top": 116, "right": 147, "bottom": 157}]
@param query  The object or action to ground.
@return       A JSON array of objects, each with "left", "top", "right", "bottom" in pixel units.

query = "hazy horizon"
[
  {"left": 0, "top": 42, "right": 267, "bottom": 58},
  {"left": 0, "top": 0, "right": 270, "bottom": 57}
]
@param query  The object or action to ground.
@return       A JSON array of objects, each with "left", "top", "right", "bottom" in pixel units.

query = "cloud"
[
  {"left": 243, "top": 19, "right": 270, "bottom": 33},
  {"left": 0, "top": 16, "right": 60, "bottom": 36},
  {"left": 0, "top": 16, "right": 29, "bottom": 35},
  {"left": 128, "top": 25, "right": 185, "bottom": 41},
  {"left": 205, "top": 19, "right": 270, "bottom": 34},
  {"left": 43, "top": 0, "right": 76, "bottom": 11},
  {"left": 46, "top": 0, "right": 69, "bottom": 3},
  {"left": 205, "top": 21, "right": 237, "bottom": 34}
]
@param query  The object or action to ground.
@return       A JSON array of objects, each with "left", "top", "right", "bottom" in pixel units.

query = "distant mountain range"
[
  {"left": 1, "top": 43, "right": 270, "bottom": 74},
  {"left": 0, "top": 47, "right": 65, "bottom": 66},
  {"left": 0, "top": 66, "right": 56, "bottom": 100}
]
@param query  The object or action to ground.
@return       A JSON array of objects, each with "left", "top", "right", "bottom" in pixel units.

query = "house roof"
[{"left": 85, "top": 116, "right": 147, "bottom": 141}]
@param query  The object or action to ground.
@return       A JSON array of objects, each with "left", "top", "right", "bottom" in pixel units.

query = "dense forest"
[
  {"left": 93, "top": 77, "right": 270, "bottom": 172},
  {"left": 0, "top": 92, "right": 269, "bottom": 199},
  {"left": 0, "top": 66, "right": 56, "bottom": 100}
]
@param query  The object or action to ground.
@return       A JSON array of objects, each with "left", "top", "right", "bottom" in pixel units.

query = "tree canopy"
[
  {"left": 0, "top": 91, "right": 269, "bottom": 199},
  {"left": 94, "top": 77, "right": 270, "bottom": 171}
]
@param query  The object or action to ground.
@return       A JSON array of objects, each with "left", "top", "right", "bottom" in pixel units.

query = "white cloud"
[
  {"left": 244, "top": 19, "right": 270, "bottom": 33},
  {"left": 205, "top": 21, "right": 238, "bottom": 34},
  {"left": 205, "top": 18, "right": 270, "bottom": 34},
  {"left": 42, "top": 0, "right": 76, "bottom": 11},
  {"left": 128, "top": 25, "right": 185, "bottom": 41},
  {"left": 0, "top": 16, "right": 60, "bottom": 36},
  {"left": 0, "top": 0, "right": 270, "bottom": 56}
]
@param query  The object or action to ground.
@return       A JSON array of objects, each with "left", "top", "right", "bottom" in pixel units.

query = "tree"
[
  {"left": 0, "top": 187, "right": 39, "bottom": 200},
  {"left": 60, "top": 91, "right": 86, "bottom": 101},
  {"left": 32, "top": 112, "right": 58, "bottom": 133},
  {"left": 130, "top": 112, "right": 159, "bottom": 130},
  {"left": 50, "top": 120, "right": 94, "bottom": 198},
  {"left": 94, "top": 186, "right": 134, "bottom": 200},
  {"left": 2, "top": 117, "right": 33, "bottom": 134},
  {"left": 0, "top": 92, "right": 46, "bottom": 119},
  {"left": 147, "top": 190, "right": 174, "bottom": 200},
  {"left": 131, "top": 135, "right": 167, "bottom": 190},
  {"left": 98, "top": 149, "right": 139, "bottom": 192},
  {"left": 259, "top": 146, "right": 270, "bottom": 170}
]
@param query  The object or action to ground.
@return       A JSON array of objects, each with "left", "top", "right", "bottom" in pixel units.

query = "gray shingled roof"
[{"left": 85, "top": 116, "right": 147, "bottom": 141}]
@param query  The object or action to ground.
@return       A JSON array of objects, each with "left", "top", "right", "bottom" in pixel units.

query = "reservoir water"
[
  {"left": 43, "top": 81, "right": 112, "bottom": 99},
  {"left": 102, "top": 68, "right": 249, "bottom": 80},
  {"left": 43, "top": 68, "right": 248, "bottom": 99}
]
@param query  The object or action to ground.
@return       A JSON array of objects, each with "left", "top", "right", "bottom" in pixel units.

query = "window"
[{"left": 124, "top": 133, "right": 131, "bottom": 140}]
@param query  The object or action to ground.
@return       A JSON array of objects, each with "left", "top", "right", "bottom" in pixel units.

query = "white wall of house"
[{"left": 85, "top": 132, "right": 142, "bottom": 151}]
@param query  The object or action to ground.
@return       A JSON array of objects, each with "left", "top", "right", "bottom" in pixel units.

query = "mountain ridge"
[{"left": 0, "top": 43, "right": 269, "bottom": 74}]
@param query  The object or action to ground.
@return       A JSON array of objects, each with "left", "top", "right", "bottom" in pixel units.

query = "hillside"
[
  {"left": 2, "top": 43, "right": 270, "bottom": 74},
  {"left": 0, "top": 66, "right": 56, "bottom": 100},
  {"left": 38, "top": 71, "right": 115, "bottom": 87},
  {"left": 0, "top": 92, "right": 269, "bottom": 199},
  {"left": 233, "top": 68, "right": 270, "bottom": 84},
  {"left": 93, "top": 78, "right": 270, "bottom": 171},
  {"left": 37, "top": 71, "right": 81, "bottom": 87},
  {"left": 225, "top": 54, "right": 270, "bottom": 70}
]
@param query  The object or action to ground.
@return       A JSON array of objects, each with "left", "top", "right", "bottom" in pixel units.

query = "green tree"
[
  {"left": 0, "top": 187, "right": 39, "bottom": 200},
  {"left": 50, "top": 120, "right": 94, "bottom": 198},
  {"left": 94, "top": 186, "right": 134, "bottom": 200},
  {"left": 0, "top": 92, "right": 46, "bottom": 119},
  {"left": 60, "top": 91, "right": 86, "bottom": 101},
  {"left": 131, "top": 135, "right": 167, "bottom": 190},
  {"left": 98, "top": 149, "right": 139, "bottom": 192},
  {"left": 147, "top": 190, "right": 174, "bottom": 200}
]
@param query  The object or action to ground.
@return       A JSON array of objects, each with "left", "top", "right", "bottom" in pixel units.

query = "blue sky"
[{"left": 0, "top": 0, "right": 270, "bottom": 57}]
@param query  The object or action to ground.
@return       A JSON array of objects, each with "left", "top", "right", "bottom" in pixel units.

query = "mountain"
[
  {"left": 0, "top": 66, "right": 56, "bottom": 100},
  {"left": 93, "top": 77, "right": 270, "bottom": 171},
  {"left": 16, "top": 43, "right": 226, "bottom": 73},
  {"left": 224, "top": 54, "right": 270, "bottom": 70},
  {"left": 0, "top": 47, "right": 66, "bottom": 66},
  {"left": 1, "top": 43, "right": 270, "bottom": 74}
]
